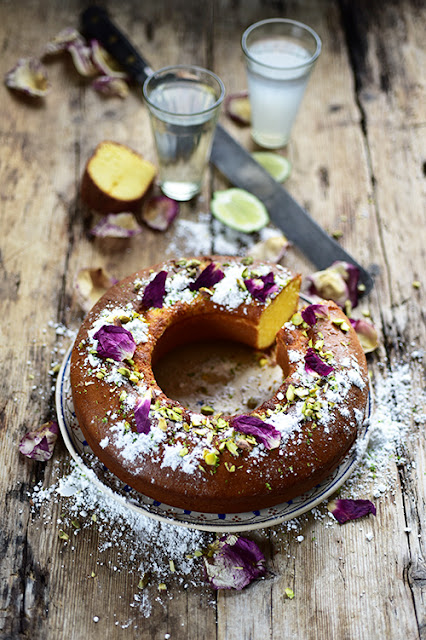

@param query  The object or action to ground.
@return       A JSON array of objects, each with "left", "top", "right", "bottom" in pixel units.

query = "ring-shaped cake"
[{"left": 70, "top": 256, "right": 369, "bottom": 513}]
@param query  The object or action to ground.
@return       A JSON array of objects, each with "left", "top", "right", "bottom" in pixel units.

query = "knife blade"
[{"left": 81, "top": 6, "right": 375, "bottom": 295}]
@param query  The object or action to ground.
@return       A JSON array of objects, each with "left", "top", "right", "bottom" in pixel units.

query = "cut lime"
[
  {"left": 251, "top": 152, "right": 292, "bottom": 182},
  {"left": 211, "top": 188, "right": 269, "bottom": 233}
]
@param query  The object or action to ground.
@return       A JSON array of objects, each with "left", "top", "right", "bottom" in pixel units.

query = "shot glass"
[
  {"left": 143, "top": 65, "right": 225, "bottom": 201},
  {"left": 242, "top": 18, "right": 321, "bottom": 149}
]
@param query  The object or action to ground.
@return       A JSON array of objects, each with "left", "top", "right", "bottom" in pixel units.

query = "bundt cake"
[{"left": 70, "top": 256, "right": 369, "bottom": 513}]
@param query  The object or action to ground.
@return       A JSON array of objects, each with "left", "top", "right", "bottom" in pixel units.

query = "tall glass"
[
  {"left": 242, "top": 19, "right": 321, "bottom": 149},
  {"left": 143, "top": 65, "right": 225, "bottom": 201}
]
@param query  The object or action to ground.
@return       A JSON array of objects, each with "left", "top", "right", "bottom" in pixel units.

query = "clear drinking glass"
[
  {"left": 242, "top": 18, "right": 321, "bottom": 149},
  {"left": 143, "top": 65, "right": 225, "bottom": 201}
]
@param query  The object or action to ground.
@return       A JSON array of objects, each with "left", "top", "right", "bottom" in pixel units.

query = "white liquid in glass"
[
  {"left": 246, "top": 39, "right": 312, "bottom": 148},
  {"left": 148, "top": 82, "right": 219, "bottom": 200}
]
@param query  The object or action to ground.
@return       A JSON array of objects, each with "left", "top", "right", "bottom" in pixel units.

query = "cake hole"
[{"left": 153, "top": 339, "right": 283, "bottom": 415}]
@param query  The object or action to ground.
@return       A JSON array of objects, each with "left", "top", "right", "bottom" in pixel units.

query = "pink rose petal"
[
  {"left": 90, "top": 212, "right": 142, "bottom": 237},
  {"left": 247, "top": 235, "right": 289, "bottom": 263},
  {"left": 5, "top": 57, "right": 51, "bottom": 97},
  {"left": 301, "top": 304, "right": 329, "bottom": 327},
  {"left": 92, "top": 75, "right": 129, "bottom": 98},
  {"left": 141, "top": 196, "right": 179, "bottom": 231},
  {"left": 328, "top": 498, "right": 376, "bottom": 524},
  {"left": 93, "top": 325, "right": 136, "bottom": 361},
  {"left": 189, "top": 263, "right": 225, "bottom": 291},
  {"left": 245, "top": 272, "right": 278, "bottom": 302},
  {"left": 19, "top": 421, "right": 59, "bottom": 461},
  {"left": 141, "top": 271, "right": 167, "bottom": 308},
  {"left": 304, "top": 348, "right": 334, "bottom": 377},
  {"left": 308, "top": 261, "right": 360, "bottom": 309},
  {"left": 350, "top": 318, "right": 379, "bottom": 353},
  {"left": 232, "top": 415, "right": 280, "bottom": 450},
  {"left": 204, "top": 534, "right": 266, "bottom": 590},
  {"left": 134, "top": 391, "right": 152, "bottom": 435}
]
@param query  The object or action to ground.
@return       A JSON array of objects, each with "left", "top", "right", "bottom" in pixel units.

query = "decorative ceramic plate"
[{"left": 56, "top": 345, "right": 371, "bottom": 534}]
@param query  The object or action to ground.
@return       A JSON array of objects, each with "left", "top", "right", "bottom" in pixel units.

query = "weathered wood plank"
[{"left": 0, "top": 0, "right": 424, "bottom": 638}]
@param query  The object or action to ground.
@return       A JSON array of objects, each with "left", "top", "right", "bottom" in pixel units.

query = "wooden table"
[{"left": 1, "top": 1, "right": 425, "bottom": 638}]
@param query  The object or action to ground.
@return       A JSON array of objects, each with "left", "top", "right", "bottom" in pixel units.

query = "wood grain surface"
[{"left": 0, "top": 1, "right": 425, "bottom": 639}]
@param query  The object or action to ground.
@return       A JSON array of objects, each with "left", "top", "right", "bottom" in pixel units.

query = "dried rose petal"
[
  {"left": 19, "top": 421, "right": 59, "bottom": 461},
  {"left": 308, "top": 261, "right": 360, "bottom": 309},
  {"left": 247, "top": 235, "right": 289, "bottom": 263},
  {"left": 233, "top": 415, "right": 280, "bottom": 450},
  {"left": 42, "top": 28, "right": 84, "bottom": 56},
  {"left": 350, "top": 318, "right": 379, "bottom": 353},
  {"left": 74, "top": 267, "right": 117, "bottom": 313},
  {"left": 304, "top": 348, "right": 334, "bottom": 377},
  {"left": 90, "top": 40, "right": 128, "bottom": 78},
  {"left": 225, "top": 91, "right": 251, "bottom": 126},
  {"left": 328, "top": 498, "right": 376, "bottom": 524},
  {"left": 245, "top": 272, "right": 278, "bottom": 302},
  {"left": 90, "top": 213, "right": 142, "bottom": 238},
  {"left": 189, "top": 263, "right": 225, "bottom": 291},
  {"left": 141, "top": 196, "right": 179, "bottom": 231},
  {"left": 204, "top": 534, "right": 266, "bottom": 590},
  {"left": 134, "top": 391, "right": 152, "bottom": 434},
  {"left": 301, "top": 304, "right": 329, "bottom": 327},
  {"left": 92, "top": 75, "right": 129, "bottom": 98},
  {"left": 93, "top": 325, "right": 136, "bottom": 361},
  {"left": 68, "top": 40, "right": 98, "bottom": 77},
  {"left": 141, "top": 271, "right": 167, "bottom": 308},
  {"left": 5, "top": 58, "right": 51, "bottom": 97}
]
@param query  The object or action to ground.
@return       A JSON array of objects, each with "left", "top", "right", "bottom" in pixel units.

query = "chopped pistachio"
[
  {"left": 158, "top": 583, "right": 167, "bottom": 591},
  {"left": 179, "top": 447, "right": 189, "bottom": 457},
  {"left": 58, "top": 530, "right": 69, "bottom": 541},
  {"left": 157, "top": 417, "right": 168, "bottom": 432},
  {"left": 291, "top": 312, "right": 303, "bottom": 326},
  {"left": 226, "top": 440, "right": 239, "bottom": 456},
  {"left": 203, "top": 450, "right": 219, "bottom": 466},
  {"left": 286, "top": 385, "right": 295, "bottom": 402},
  {"left": 201, "top": 405, "right": 214, "bottom": 416},
  {"left": 241, "top": 256, "right": 254, "bottom": 265},
  {"left": 225, "top": 462, "right": 236, "bottom": 472},
  {"left": 169, "top": 560, "right": 176, "bottom": 573},
  {"left": 285, "top": 587, "right": 295, "bottom": 599}
]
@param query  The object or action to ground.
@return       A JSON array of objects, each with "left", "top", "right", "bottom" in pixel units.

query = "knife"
[{"left": 81, "top": 6, "right": 375, "bottom": 296}]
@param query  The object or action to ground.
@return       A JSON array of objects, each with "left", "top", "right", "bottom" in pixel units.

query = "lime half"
[
  {"left": 211, "top": 188, "right": 269, "bottom": 233},
  {"left": 251, "top": 152, "right": 292, "bottom": 182}
]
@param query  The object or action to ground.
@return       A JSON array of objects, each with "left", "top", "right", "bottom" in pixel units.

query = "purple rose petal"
[
  {"left": 204, "top": 534, "right": 266, "bottom": 590},
  {"left": 68, "top": 39, "right": 98, "bottom": 77},
  {"left": 308, "top": 261, "right": 360, "bottom": 309},
  {"left": 42, "top": 28, "right": 84, "bottom": 57},
  {"left": 328, "top": 498, "right": 376, "bottom": 524},
  {"left": 141, "top": 196, "right": 180, "bottom": 231},
  {"left": 90, "top": 39, "right": 128, "bottom": 79},
  {"left": 232, "top": 415, "right": 280, "bottom": 450},
  {"left": 90, "top": 212, "right": 142, "bottom": 238},
  {"left": 94, "top": 325, "right": 136, "bottom": 361},
  {"left": 19, "top": 421, "right": 59, "bottom": 461},
  {"left": 134, "top": 392, "right": 152, "bottom": 434},
  {"left": 301, "top": 304, "right": 329, "bottom": 326},
  {"left": 304, "top": 347, "right": 334, "bottom": 377},
  {"left": 350, "top": 318, "right": 379, "bottom": 353},
  {"left": 189, "top": 263, "right": 225, "bottom": 291},
  {"left": 141, "top": 271, "right": 167, "bottom": 308},
  {"left": 92, "top": 75, "right": 129, "bottom": 98},
  {"left": 5, "top": 57, "right": 51, "bottom": 97},
  {"left": 245, "top": 272, "right": 278, "bottom": 302}
]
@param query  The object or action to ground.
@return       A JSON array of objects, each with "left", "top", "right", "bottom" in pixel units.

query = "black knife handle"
[{"left": 80, "top": 6, "right": 154, "bottom": 85}]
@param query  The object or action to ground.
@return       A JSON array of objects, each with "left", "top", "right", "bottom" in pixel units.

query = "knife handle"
[{"left": 80, "top": 6, "right": 154, "bottom": 85}]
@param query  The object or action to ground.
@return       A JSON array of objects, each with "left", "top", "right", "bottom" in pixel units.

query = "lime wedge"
[
  {"left": 251, "top": 152, "right": 292, "bottom": 182},
  {"left": 211, "top": 188, "right": 269, "bottom": 233}
]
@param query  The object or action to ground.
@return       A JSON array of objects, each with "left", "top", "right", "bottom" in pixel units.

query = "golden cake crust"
[{"left": 70, "top": 256, "right": 369, "bottom": 513}]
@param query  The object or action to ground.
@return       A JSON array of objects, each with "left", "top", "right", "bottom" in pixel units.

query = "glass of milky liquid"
[
  {"left": 242, "top": 18, "right": 321, "bottom": 149},
  {"left": 143, "top": 65, "right": 225, "bottom": 201}
]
